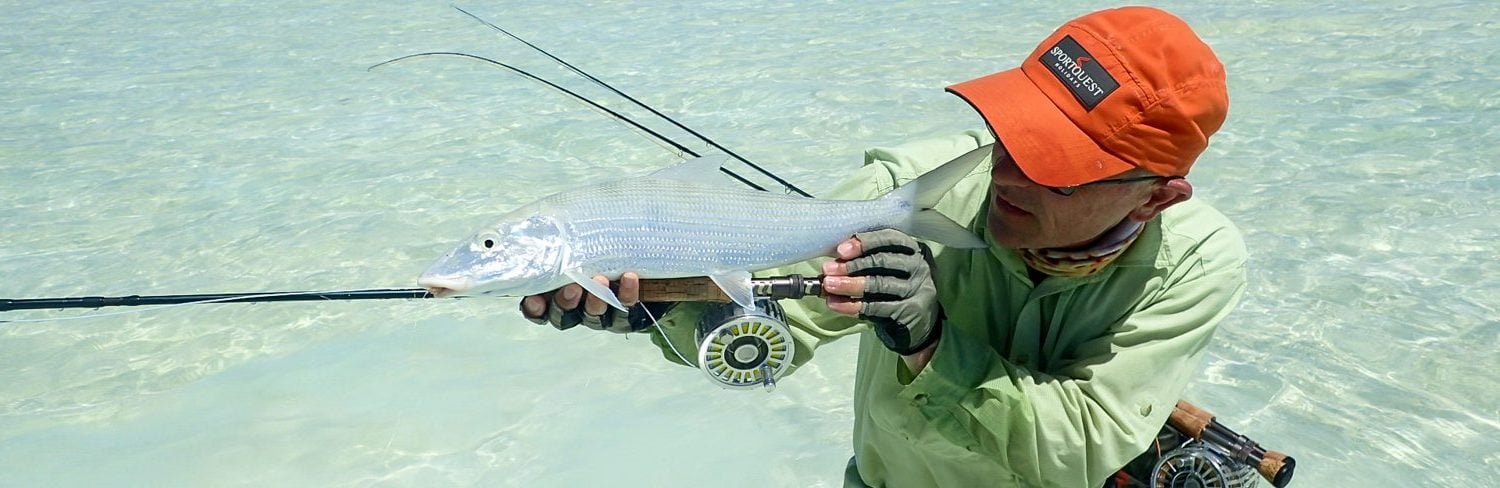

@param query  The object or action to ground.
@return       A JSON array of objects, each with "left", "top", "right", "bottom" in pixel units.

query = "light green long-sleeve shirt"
[{"left": 650, "top": 131, "right": 1247, "bottom": 487}]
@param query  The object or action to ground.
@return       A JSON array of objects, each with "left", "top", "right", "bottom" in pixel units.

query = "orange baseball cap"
[{"left": 947, "top": 7, "right": 1228, "bottom": 187}]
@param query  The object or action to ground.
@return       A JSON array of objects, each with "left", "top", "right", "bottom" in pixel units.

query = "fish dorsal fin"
[
  {"left": 564, "top": 269, "right": 627, "bottom": 311},
  {"left": 708, "top": 270, "right": 755, "bottom": 308},
  {"left": 649, "top": 154, "right": 733, "bottom": 185}
]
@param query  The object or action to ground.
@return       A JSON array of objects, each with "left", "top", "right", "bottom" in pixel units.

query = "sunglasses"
[{"left": 1045, "top": 176, "right": 1168, "bottom": 196}]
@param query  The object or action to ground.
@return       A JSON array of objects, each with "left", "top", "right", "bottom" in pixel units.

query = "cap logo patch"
[{"left": 1040, "top": 36, "right": 1119, "bottom": 110}]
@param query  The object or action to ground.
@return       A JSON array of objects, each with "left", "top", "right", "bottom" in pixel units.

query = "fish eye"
[{"left": 475, "top": 233, "right": 502, "bottom": 250}]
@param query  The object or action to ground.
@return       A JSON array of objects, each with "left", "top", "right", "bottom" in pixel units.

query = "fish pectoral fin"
[
  {"left": 564, "top": 269, "right": 628, "bottom": 311},
  {"left": 648, "top": 154, "right": 733, "bottom": 185},
  {"left": 708, "top": 270, "right": 756, "bottom": 308}
]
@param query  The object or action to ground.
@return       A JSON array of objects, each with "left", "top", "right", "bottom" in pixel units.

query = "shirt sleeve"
[{"left": 897, "top": 256, "right": 1247, "bottom": 487}]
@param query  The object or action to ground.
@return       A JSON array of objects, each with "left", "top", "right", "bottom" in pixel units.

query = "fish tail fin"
[{"left": 885, "top": 144, "right": 991, "bottom": 249}]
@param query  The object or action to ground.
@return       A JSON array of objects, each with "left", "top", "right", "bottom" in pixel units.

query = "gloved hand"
[
  {"left": 822, "top": 229, "right": 943, "bottom": 355},
  {"left": 519, "top": 273, "right": 659, "bottom": 333}
]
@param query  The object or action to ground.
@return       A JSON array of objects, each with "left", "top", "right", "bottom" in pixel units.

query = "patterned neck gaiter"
[{"left": 1019, "top": 220, "right": 1145, "bottom": 278}]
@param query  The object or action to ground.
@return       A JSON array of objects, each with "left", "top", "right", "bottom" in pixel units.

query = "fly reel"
[
  {"left": 1150, "top": 441, "right": 1258, "bottom": 488},
  {"left": 694, "top": 298, "right": 794, "bottom": 389}
]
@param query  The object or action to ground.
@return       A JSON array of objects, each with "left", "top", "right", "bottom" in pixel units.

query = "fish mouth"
[{"left": 417, "top": 275, "right": 471, "bottom": 298}]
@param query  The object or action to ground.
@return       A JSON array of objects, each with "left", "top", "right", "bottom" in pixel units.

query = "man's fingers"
[
  {"left": 823, "top": 260, "right": 848, "bottom": 277},
  {"left": 521, "top": 295, "right": 548, "bottom": 319},
  {"left": 852, "top": 229, "right": 919, "bottom": 255},
  {"left": 835, "top": 237, "right": 863, "bottom": 260},
  {"left": 618, "top": 272, "right": 640, "bottom": 307},
  {"left": 583, "top": 275, "right": 610, "bottom": 316},
  {"left": 524, "top": 274, "right": 645, "bottom": 331},
  {"left": 862, "top": 274, "right": 915, "bottom": 300},
  {"left": 554, "top": 284, "right": 583, "bottom": 310},
  {"left": 844, "top": 252, "right": 921, "bottom": 279},
  {"left": 826, "top": 294, "right": 861, "bottom": 315},
  {"left": 822, "top": 275, "right": 866, "bottom": 298}
]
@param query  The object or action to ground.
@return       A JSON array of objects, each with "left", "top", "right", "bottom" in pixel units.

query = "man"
[{"left": 521, "top": 6, "right": 1245, "bottom": 487}]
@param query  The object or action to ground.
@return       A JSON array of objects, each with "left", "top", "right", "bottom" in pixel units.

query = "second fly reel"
[{"left": 1150, "top": 441, "right": 1259, "bottom": 488}]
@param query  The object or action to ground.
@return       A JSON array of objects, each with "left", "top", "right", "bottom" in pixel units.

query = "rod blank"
[{"left": 0, "top": 289, "right": 433, "bottom": 312}]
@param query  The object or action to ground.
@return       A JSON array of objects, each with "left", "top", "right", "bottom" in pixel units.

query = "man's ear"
[{"left": 1129, "top": 178, "right": 1192, "bottom": 222}]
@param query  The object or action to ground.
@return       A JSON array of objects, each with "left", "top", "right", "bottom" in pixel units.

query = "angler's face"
[
  {"left": 418, "top": 214, "right": 565, "bottom": 297},
  {"left": 985, "top": 145, "right": 1163, "bottom": 250}
]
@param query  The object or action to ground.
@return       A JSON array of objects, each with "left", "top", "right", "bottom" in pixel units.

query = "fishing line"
[
  {"left": 369, "top": 52, "right": 769, "bottom": 192},
  {"left": 639, "top": 303, "right": 693, "bottom": 367},
  {"left": 450, "top": 5, "right": 814, "bottom": 198}
]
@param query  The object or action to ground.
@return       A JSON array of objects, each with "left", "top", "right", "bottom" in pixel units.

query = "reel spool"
[
  {"left": 1150, "top": 441, "right": 1259, "bottom": 488},
  {"left": 694, "top": 299, "right": 794, "bottom": 389}
]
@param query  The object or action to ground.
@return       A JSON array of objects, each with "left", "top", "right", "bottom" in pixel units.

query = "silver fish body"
[{"left": 418, "top": 145, "right": 992, "bottom": 309}]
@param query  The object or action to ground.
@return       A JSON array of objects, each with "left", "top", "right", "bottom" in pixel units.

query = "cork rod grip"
[
  {"left": 637, "top": 277, "right": 731, "bottom": 302},
  {"left": 1167, "top": 400, "right": 1214, "bottom": 438},
  {"left": 1259, "top": 450, "right": 1295, "bottom": 487}
]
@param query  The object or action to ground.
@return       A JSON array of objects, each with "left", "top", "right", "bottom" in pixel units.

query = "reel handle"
[
  {"left": 1168, "top": 401, "right": 1295, "bottom": 487},
  {"left": 637, "top": 275, "right": 825, "bottom": 303}
]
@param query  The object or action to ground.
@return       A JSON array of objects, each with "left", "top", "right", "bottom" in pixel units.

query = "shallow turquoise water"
[{"left": 1, "top": 1, "right": 1496, "bottom": 486}]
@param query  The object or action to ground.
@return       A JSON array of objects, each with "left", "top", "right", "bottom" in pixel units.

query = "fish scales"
[{"left": 553, "top": 179, "right": 905, "bottom": 277}]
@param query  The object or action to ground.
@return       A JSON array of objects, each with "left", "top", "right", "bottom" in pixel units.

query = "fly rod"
[
  {"left": 449, "top": 5, "right": 814, "bottom": 198},
  {"left": 0, "top": 276, "right": 825, "bottom": 313}
]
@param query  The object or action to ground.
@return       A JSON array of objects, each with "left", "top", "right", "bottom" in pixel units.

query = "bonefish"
[{"left": 417, "top": 143, "right": 992, "bottom": 309}]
